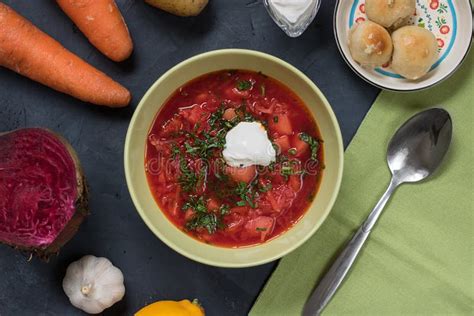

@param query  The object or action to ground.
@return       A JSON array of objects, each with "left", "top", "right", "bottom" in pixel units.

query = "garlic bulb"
[{"left": 63, "top": 255, "right": 125, "bottom": 314}]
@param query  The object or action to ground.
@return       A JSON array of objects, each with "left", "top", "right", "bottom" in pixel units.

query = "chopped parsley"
[
  {"left": 299, "top": 132, "right": 320, "bottom": 160},
  {"left": 186, "top": 212, "right": 222, "bottom": 234},
  {"left": 178, "top": 155, "right": 200, "bottom": 192},
  {"left": 183, "top": 196, "right": 228, "bottom": 234},
  {"left": 267, "top": 161, "right": 276, "bottom": 172},
  {"left": 184, "top": 130, "right": 226, "bottom": 159},
  {"left": 280, "top": 165, "right": 294, "bottom": 179},
  {"left": 219, "top": 204, "right": 231, "bottom": 216},
  {"left": 273, "top": 116, "right": 279, "bottom": 123},
  {"left": 256, "top": 227, "right": 267, "bottom": 231},
  {"left": 288, "top": 148, "right": 297, "bottom": 156},
  {"left": 182, "top": 196, "right": 207, "bottom": 212},
  {"left": 280, "top": 160, "right": 303, "bottom": 180},
  {"left": 171, "top": 143, "right": 181, "bottom": 158},
  {"left": 237, "top": 80, "right": 252, "bottom": 91},
  {"left": 208, "top": 105, "right": 225, "bottom": 129},
  {"left": 235, "top": 181, "right": 258, "bottom": 208}
]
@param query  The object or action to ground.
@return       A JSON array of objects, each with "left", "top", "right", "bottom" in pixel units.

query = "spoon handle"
[{"left": 302, "top": 179, "right": 399, "bottom": 316}]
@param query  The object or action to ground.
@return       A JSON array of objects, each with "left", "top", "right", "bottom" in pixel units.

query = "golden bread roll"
[
  {"left": 365, "top": 0, "right": 416, "bottom": 29},
  {"left": 349, "top": 21, "right": 393, "bottom": 68},
  {"left": 391, "top": 25, "right": 438, "bottom": 80}
]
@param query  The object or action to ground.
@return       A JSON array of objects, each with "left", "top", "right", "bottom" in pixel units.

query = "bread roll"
[
  {"left": 349, "top": 21, "right": 393, "bottom": 68},
  {"left": 365, "top": 0, "right": 416, "bottom": 29},
  {"left": 391, "top": 26, "right": 438, "bottom": 80}
]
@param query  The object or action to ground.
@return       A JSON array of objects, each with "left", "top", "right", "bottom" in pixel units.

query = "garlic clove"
[{"left": 63, "top": 255, "right": 125, "bottom": 314}]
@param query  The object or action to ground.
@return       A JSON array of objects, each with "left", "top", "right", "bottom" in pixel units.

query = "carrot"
[
  {"left": 223, "top": 108, "right": 237, "bottom": 121},
  {"left": 56, "top": 0, "right": 133, "bottom": 62},
  {"left": 0, "top": 3, "right": 130, "bottom": 107}
]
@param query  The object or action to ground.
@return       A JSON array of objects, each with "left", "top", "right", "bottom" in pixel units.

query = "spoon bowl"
[{"left": 388, "top": 108, "right": 453, "bottom": 183}]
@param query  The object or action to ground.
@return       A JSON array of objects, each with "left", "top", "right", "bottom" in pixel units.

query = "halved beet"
[{"left": 0, "top": 128, "right": 88, "bottom": 259}]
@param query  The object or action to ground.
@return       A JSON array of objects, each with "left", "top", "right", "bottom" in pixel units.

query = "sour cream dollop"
[{"left": 223, "top": 122, "right": 276, "bottom": 167}]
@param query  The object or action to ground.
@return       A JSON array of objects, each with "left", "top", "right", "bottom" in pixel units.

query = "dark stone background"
[{"left": 0, "top": 0, "right": 378, "bottom": 315}]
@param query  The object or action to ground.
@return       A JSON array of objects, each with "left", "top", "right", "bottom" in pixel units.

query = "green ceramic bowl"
[{"left": 124, "top": 49, "right": 344, "bottom": 268}]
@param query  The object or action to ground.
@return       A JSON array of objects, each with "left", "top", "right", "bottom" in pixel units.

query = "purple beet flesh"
[{"left": 0, "top": 128, "right": 88, "bottom": 258}]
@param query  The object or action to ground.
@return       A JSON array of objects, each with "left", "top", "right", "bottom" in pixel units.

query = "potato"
[{"left": 145, "top": 0, "right": 209, "bottom": 17}]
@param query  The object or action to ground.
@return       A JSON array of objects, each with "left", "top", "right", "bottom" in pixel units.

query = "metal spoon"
[{"left": 303, "top": 108, "right": 453, "bottom": 316}]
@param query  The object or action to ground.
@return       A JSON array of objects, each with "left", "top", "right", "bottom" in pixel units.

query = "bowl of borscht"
[{"left": 125, "top": 49, "right": 343, "bottom": 267}]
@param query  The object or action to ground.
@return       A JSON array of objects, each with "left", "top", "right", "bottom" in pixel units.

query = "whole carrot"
[
  {"left": 56, "top": 0, "right": 133, "bottom": 62},
  {"left": 0, "top": 3, "right": 130, "bottom": 107}
]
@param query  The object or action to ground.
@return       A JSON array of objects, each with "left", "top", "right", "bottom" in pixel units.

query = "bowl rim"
[
  {"left": 333, "top": 0, "right": 473, "bottom": 92},
  {"left": 124, "top": 49, "right": 344, "bottom": 267}
]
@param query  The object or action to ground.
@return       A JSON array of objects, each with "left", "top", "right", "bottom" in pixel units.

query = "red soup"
[{"left": 145, "top": 70, "right": 324, "bottom": 247}]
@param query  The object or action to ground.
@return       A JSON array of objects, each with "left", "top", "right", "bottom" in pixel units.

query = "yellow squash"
[{"left": 135, "top": 299, "right": 205, "bottom": 316}]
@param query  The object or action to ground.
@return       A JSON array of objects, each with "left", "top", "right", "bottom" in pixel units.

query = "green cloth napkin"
[{"left": 250, "top": 51, "right": 473, "bottom": 315}]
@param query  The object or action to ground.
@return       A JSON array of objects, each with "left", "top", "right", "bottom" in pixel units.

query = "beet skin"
[{"left": 0, "top": 128, "right": 88, "bottom": 258}]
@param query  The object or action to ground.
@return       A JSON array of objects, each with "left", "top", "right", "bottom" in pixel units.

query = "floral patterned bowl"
[{"left": 334, "top": 0, "right": 473, "bottom": 91}]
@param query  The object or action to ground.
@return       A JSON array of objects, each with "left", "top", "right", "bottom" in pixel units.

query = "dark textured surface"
[{"left": 0, "top": 0, "right": 379, "bottom": 315}]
